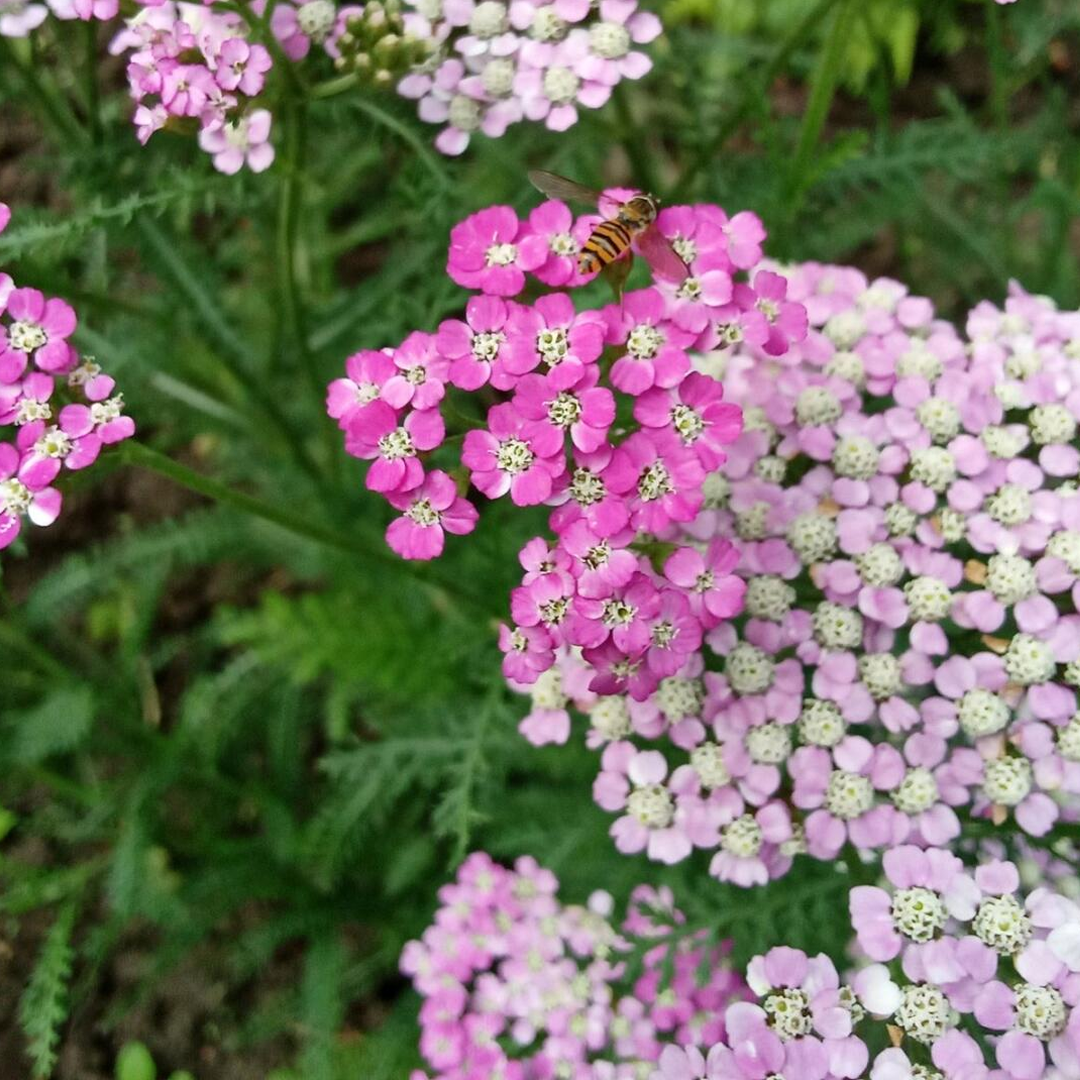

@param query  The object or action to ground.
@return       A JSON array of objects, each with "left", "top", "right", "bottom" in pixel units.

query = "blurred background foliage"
[{"left": 1, "top": 0, "right": 1079, "bottom": 1076}]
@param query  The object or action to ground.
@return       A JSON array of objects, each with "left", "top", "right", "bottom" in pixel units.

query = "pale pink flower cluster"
[
  {"left": 327, "top": 195, "right": 807, "bottom": 709},
  {"left": 401, "top": 852, "right": 746, "bottom": 1080},
  {"left": 508, "top": 261, "right": 1080, "bottom": 885},
  {"left": 397, "top": 0, "right": 662, "bottom": 154},
  {"left": 11, "top": 0, "right": 665, "bottom": 161},
  {"left": 108, "top": 1, "right": 275, "bottom": 173},
  {"left": 848, "top": 846, "right": 1080, "bottom": 1080},
  {"left": 647, "top": 855, "right": 1080, "bottom": 1080},
  {"left": 0, "top": 202, "right": 135, "bottom": 550}
]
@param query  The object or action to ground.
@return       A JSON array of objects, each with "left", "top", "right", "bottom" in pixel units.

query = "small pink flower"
[
  {"left": 199, "top": 110, "right": 275, "bottom": 175},
  {"left": 386, "top": 470, "right": 478, "bottom": 560},
  {"left": 634, "top": 372, "right": 743, "bottom": 470},
  {"left": 571, "top": 0, "right": 660, "bottom": 86},
  {"left": 604, "top": 430, "right": 705, "bottom": 533},
  {"left": 789, "top": 736, "right": 902, "bottom": 859},
  {"left": 0, "top": 442, "right": 61, "bottom": 550},
  {"left": 504, "top": 292, "right": 606, "bottom": 383},
  {"left": 446, "top": 205, "right": 548, "bottom": 296},
  {"left": 437, "top": 294, "right": 519, "bottom": 392},
  {"left": 499, "top": 621, "right": 555, "bottom": 683},
  {"left": 0, "top": 287, "right": 77, "bottom": 380},
  {"left": 731, "top": 270, "right": 808, "bottom": 356},
  {"left": 327, "top": 349, "right": 397, "bottom": 428},
  {"left": 56, "top": 376, "right": 135, "bottom": 469},
  {"left": 345, "top": 401, "right": 445, "bottom": 494},
  {"left": 462, "top": 401, "right": 566, "bottom": 505},
  {"left": 214, "top": 38, "right": 272, "bottom": 95},
  {"left": 512, "top": 363, "right": 615, "bottom": 454},
  {"left": 606, "top": 288, "right": 695, "bottom": 396},
  {"left": 558, "top": 519, "right": 637, "bottom": 598},
  {"left": 382, "top": 332, "right": 450, "bottom": 411},
  {"left": 664, "top": 540, "right": 745, "bottom": 629}
]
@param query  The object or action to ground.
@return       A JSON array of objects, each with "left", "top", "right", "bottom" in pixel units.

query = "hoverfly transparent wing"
[
  {"left": 528, "top": 170, "right": 604, "bottom": 206},
  {"left": 636, "top": 224, "right": 690, "bottom": 284},
  {"left": 528, "top": 170, "right": 624, "bottom": 219}
]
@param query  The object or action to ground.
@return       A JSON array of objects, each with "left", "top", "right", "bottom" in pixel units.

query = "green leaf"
[
  {"left": 19, "top": 901, "right": 77, "bottom": 1079},
  {"left": 10, "top": 688, "right": 95, "bottom": 765},
  {"left": 298, "top": 934, "right": 347, "bottom": 1080}
]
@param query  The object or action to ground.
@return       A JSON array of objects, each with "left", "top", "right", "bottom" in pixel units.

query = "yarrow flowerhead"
[
  {"left": 330, "top": 192, "right": 791, "bottom": 726},
  {"left": 395, "top": 0, "right": 662, "bottom": 153},
  {"left": 401, "top": 853, "right": 746, "bottom": 1079},
  {"left": 0, "top": 203, "right": 134, "bottom": 551},
  {"left": 495, "top": 254, "right": 1080, "bottom": 885}
]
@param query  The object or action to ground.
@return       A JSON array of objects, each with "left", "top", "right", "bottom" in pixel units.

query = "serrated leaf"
[
  {"left": 11, "top": 688, "right": 95, "bottom": 765},
  {"left": 19, "top": 901, "right": 77, "bottom": 1079}
]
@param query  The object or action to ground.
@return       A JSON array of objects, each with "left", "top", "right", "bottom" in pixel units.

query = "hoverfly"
[{"left": 527, "top": 170, "right": 689, "bottom": 286}]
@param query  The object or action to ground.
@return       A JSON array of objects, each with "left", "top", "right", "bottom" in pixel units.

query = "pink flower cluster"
[
  {"left": 108, "top": 1, "right": 275, "bottom": 173},
  {"left": 327, "top": 197, "right": 803, "bottom": 704},
  {"left": 646, "top": 853, "right": 1080, "bottom": 1080},
  {"left": 0, "top": 202, "right": 135, "bottom": 550},
  {"left": 401, "top": 852, "right": 746, "bottom": 1080},
  {"left": 11, "top": 0, "right": 664, "bottom": 160},
  {"left": 508, "top": 261, "right": 1080, "bottom": 885},
  {"left": 398, "top": 0, "right": 662, "bottom": 154},
  {"left": 848, "top": 846, "right": 1080, "bottom": 1080}
]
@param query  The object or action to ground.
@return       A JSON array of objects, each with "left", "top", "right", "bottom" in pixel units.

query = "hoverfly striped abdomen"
[{"left": 579, "top": 218, "right": 635, "bottom": 274}]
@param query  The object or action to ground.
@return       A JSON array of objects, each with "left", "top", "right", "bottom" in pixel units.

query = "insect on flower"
[{"left": 527, "top": 170, "right": 689, "bottom": 289}]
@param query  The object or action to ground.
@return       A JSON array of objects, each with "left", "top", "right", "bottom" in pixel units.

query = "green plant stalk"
[
  {"left": 784, "top": 0, "right": 856, "bottom": 209},
  {"left": 119, "top": 440, "right": 365, "bottom": 555},
  {"left": 84, "top": 20, "right": 103, "bottom": 144},
  {"left": 117, "top": 441, "right": 501, "bottom": 616},
  {"left": 311, "top": 72, "right": 361, "bottom": 99}
]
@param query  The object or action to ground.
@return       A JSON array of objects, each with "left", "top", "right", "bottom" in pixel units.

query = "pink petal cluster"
[
  {"left": 511, "top": 257, "right": 1080, "bottom": 883},
  {"left": 401, "top": 853, "right": 746, "bottom": 1080},
  {"left": 641, "top": 858, "right": 1080, "bottom": 1080},
  {"left": 0, "top": 202, "right": 135, "bottom": 551},
  {"left": 850, "top": 847, "right": 1080, "bottom": 1080},
  {"left": 329, "top": 198, "right": 798, "bottom": 712},
  {"left": 108, "top": 1, "right": 275, "bottom": 173},
  {"left": 397, "top": 0, "right": 662, "bottom": 154}
]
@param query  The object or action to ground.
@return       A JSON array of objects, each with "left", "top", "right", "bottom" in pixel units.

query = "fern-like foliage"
[
  {"left": 0, "top": 178, "right": 225, "bottom": 263},
  {"left": 19, "top": 901, "right": 77, "bottom": 1079}
]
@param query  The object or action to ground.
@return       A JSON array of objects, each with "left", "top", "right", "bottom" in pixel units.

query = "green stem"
[
  {"left": 667, "top": 0, "right": 843, "bottom": 201},
  {"left": 783, "top": 0, "right": 856, "bottom": 209},
  {"left": 311, "top": 72, "right": 361, "bottom": 99},
  {"left": 119, "top": 440, "right": 361, "bottom": 555},
  {"left": 118, "top": 441, "right": 500, "bottom": 615},
  {"left": 84, "top": 20, "right": 103, "bottom": 144}
]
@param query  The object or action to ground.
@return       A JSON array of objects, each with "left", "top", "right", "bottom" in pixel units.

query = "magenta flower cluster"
[
  {"left": 0, "top": 202, "right": 135, "bottom": 550},
  {"left": 401, "top": 851, "right": 747, "bottom": 1080},
  {"left": 397, "top": 0, "right": 661, "bottom": 155},
  {"left": 506, "top": 260, "right": 1080, "bottom": 886},
  {"left": 326, "top": 196, "right": 806, "bottom": 706}
]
